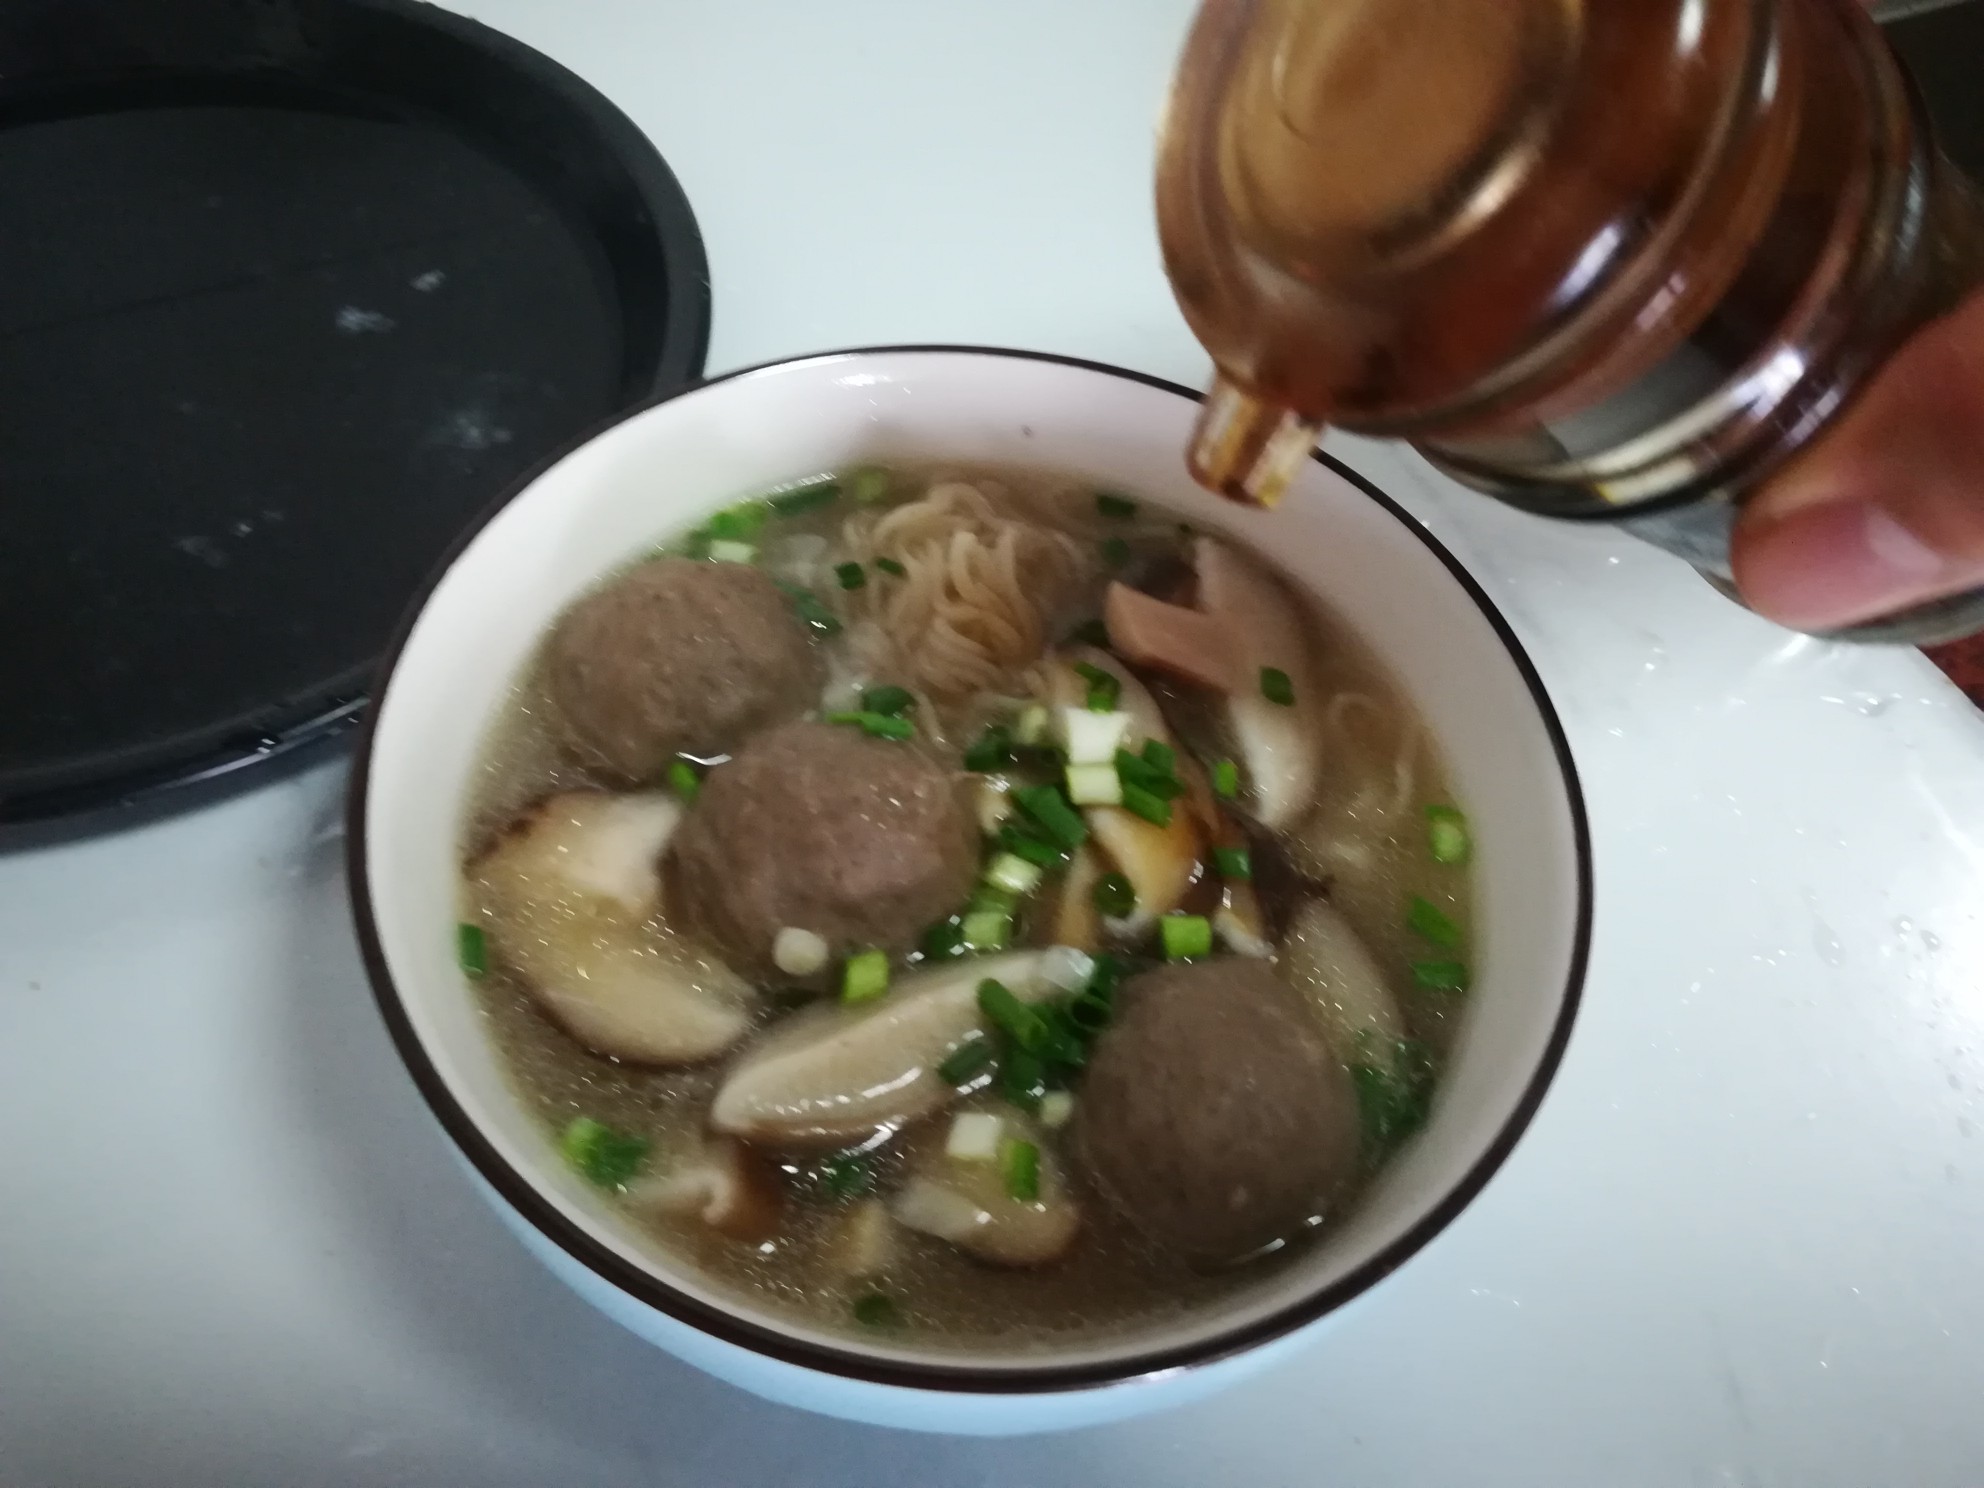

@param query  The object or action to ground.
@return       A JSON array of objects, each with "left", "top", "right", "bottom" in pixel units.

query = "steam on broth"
[{"left": 458, "top": 463, "right": 1472, "bottom": 1348}]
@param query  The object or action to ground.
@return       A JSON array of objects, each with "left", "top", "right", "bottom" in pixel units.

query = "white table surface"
[{"left": 6, "top": 3, "right": 1984, "bottom": 1484}]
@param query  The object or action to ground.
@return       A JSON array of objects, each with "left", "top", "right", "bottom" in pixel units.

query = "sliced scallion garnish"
[
  {"left": 824, "top": 710, "right": 915, "bottom": 741},
  {"left": 1139, "top": 738, "right": 1175, "bottom": 774},
  {"left": 769, "top": 480, "right": 840, "bottom": 516},
  {"left": 1013, "top": 785, "right": 1087, "bottom": 850},
  {"left": 1065, "top": 761, "right": 1124, "bottom": 807},
  {"left": 1260, "top": 666, "right": 1296, "bottom": 707},
  {"left": 1425, "top": 805, "right": 1471, "bottom": 864},
  {"left": 705, "top": 501, "right": 769, "bottom": 542},
  {"left": 817, "top": 1153, "right": 873, "bottom": 1198},
  {"left": 1071, "top": 661, "right": 1121, "bottom": 712},
  {"left": 457, "top": 922, "right": 487, "bottom": 978},
  {"left": 997, "top": 821, "right": 1064, "bottom": 868},
  {"left": 667, "top": 758, "right": 701, "bottom": 802},
  {"left": 998, "top": 1047, "right": 1047, "bottom": 1111},
  {"left": 558, "top": 1117, "right": 650, "bottom": 1190},
  {"left": 1119, "top": 781, "right": 1173, "bottom": 826},
  {"left": 1411, "top": 960, "right": 1471, "bottom": 992},
  {"left": 841, "top": 948, "right": 891, "bottom": 1004},
  {"left": 964, "top": 725, "right": 1014, "bottom": 773},
  {"left": 707, "top": 539, "right": 757, "bottom": 565},
  {"left": 1406, "top": 895, "right": 1462, "bottom": 949},
  {"left": 848, "top": 467, "right": 891, "bottom": 504},
  {"left": 1091, "top": 871, "right": 1136, "bottom": 919},
  {"left": 874, "top": 556, "right": 907, "bottom": 577},
  {"left": 938, "top": 1034, "right": 997, "bottom": 1086},
  {"left": 776, "top": 582, "right": 841, "bottom": 636},
  {"left": 1213, "top": 846, "right": 1253, "bottom": 880},
  {"left": 1160, "top": 913, "right": 1213, "bottom": 960},
  {"left": 1211, "top": 759, "right": 1241, "bottom": 799},
  {"left": 1000, "top": 1138, "right": 1041, "bottom": 1202},
  {"left": 852, "top": 1292, "right": 900, "bottom": 1328},
  {"left": 1095, "top": 492, "right": 1138, "bottom": 520},
  {"left": 961, "top": 909, "right": 1012, "bottom": 951},
  {"left": 1113, "top": 748, "right": 1183, "bottom": 800},
  {"left": 977, "top": 978, "right": 1048, "bottom": 1051},
  {"left": 920, "top": 916, "right": 967, "bottom": 960},
  {"left": 984, "top": 852, "right": 1045, "bottom": 896},
  {"left": 835, "top": 561, "right": 867, "bottom": 591},
  {"left": 861, "top": 685, "right": 915, "bottom": 717}
]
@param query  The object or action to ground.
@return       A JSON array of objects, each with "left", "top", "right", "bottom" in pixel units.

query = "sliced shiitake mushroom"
[
  {"left": 470, "top": 792, "right": 755, "bottom": 1064},
  {"left": 708, "top": 951, "right": 1050, "bottom": 1148},
  {"left": 1279, "top": 897, "right": 1406, "bottom": 1066},
  {"left": 890, "top": 1111, "right": 1079, "bottom": 1267},
  {"left": 624, "top": 1138, "right": 785, "bottom": 1244}
]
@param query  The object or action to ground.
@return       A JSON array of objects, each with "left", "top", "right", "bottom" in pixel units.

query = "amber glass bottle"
[{"left": 1159, "top": 0, "right": 1984, "bottom": 641}]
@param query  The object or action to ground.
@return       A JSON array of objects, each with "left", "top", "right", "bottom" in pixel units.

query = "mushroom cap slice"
[
  {"left": 470, "top": 791, "right": 755, "bottom": 1065},
  {"left": 891, "top": 1111, "right": 1080, "bottom": 1267},
  {"left": 1193, "top": 538, "right": 1321, "bottom": 830},
  {"left": 1279, "top": 897, "right": 1406, "bottom": 1065},
  {"left": 709, "top": 951, "right": 1049, "bottom": 1148},
  {"left": 624, "top": 1138, "right": 785, "bottom": 1244}
]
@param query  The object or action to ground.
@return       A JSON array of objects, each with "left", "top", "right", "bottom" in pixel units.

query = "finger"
[{"left": 1730, "top": 289, "right": 1984, "bottom": 632}]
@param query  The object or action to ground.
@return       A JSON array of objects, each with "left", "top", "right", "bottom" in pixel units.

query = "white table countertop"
[{"left": 6, "top": 3, "right": 1984, "bottom": 1484}]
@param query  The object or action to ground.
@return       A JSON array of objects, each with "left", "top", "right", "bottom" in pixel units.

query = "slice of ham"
[{"left": 1104, "top": 582, "right": 1239, "bottom": 691}]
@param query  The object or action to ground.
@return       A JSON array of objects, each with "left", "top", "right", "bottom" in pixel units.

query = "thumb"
[{"left": 1731, "top": 289, "right": 1984, "bottom": 633}]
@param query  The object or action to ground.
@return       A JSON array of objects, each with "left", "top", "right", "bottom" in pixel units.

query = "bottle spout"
[{"left": 1186, "top": 375, "right": 1326, "bottom": 508}]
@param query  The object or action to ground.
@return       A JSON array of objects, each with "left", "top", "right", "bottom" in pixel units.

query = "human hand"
[{"left": 1730, "top": 290, "right": 1984, "bottom": 632}]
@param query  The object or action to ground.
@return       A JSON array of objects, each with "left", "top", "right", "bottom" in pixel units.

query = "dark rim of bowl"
[{"left": 346, "top": 345, "right": 1593, "bottom": 1397}]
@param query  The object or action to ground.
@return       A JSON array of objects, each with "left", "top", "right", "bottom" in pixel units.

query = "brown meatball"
[
  {"left": 1074, "top": 961, "right": 1360, "bottom": 1266},
  {"left": 544, "top": 559, "right": 824, "bottom": 781},
  {"left": 666, "top": 720, "right": 978, "bottom": 976}
]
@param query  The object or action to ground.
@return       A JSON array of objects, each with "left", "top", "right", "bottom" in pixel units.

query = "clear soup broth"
[{"left": 459, "top": 463, "right": 1472, "bottom": 1349}]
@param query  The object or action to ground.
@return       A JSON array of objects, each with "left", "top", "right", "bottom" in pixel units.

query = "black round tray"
[{"left": 0, "top": 0, "right": 709, "bottom": 836}]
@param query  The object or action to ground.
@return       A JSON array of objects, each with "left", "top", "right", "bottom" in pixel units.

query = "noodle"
[{"left": 832, "top": 478, "right": 1094, "bottom": 699}]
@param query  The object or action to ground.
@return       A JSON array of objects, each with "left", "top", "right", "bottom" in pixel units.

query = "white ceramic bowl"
[{"left": 347, "top": 347, "right": 1590, "bottom": 1435}]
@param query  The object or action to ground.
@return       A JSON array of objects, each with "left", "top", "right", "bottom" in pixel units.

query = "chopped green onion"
[
  {"left": 1066, "top": 762, "right": 1124, "bottom": 806},
  {"left": 861, "top": 685, "right": 916, "bottom": 717},
  {"left": 1091, "top": 871, "right": 1136, "bottom": 919},
  {"left": 1013, "top": 785, "right": 1087, "bottom": 850},
  {"left": 835, "top": 561, "right": 867, "bottom": 590},
  {"left": 667, "top": 759, "right": 701, "bottom": 802},
  {"left": 938, "top": 1034, "right": 997, "bottom": 1086},
  {"left": 457, "top": 922, "right": 487, "bottom": 978},
  {"left": 1068, "top": 988, "right": 1114, "bottom": 1035},
  {"left": 1412, "top": 960, "right": 1471, "bottom": 993},
  {"left": 817, "top": 1153, "right": 873, "bottom": 1198},
  {"left": 1038, "top": 1091, "right": 1076, "bottom": 1129},
  {"left": 1120, "top": 781, "right": 1174, "bottom": 826},
  {"left": 1035, "top": 1005, "right": 1089, "bottom": 1069},
  {"left": 874, "top": 555, "right": 907, "bottom": 577},
  {"left": 985, "top": 852, "right": 1045, "bottom": 896},
  {"left": 769, "top": 480, "right": 840, "bottom": 516},
  {"left": 1072, "top": 661, "right": 1121, "bottom": 712},
  {"left": 1407, "top": 895, "right": 1462, "bottom": 949},
  {"left": 1260, "top": 666, "right": 1296, "bottom": 707},
  {"left": 1140, "top": 739, "right": 1175, "bottom": 774},
  {"left": 997, "top": 821, "right": 1065, "bottom": 868},
  {"left": 920, "top": 916, "right": 967, "bottom": 961},
  {"left": 1101, "top": 537, "right": 1131, "bottom": 569},
  {"left": 841, "top": 949, "right": 891, "bottom": 1004},
  {"left": 964, "top": 725, "right": 1014, "bottom": 773},
  {"left": 777, "top": 583, "right": 841, "bottom": 636},
  {"left": 1061, "top": 707, "right": 1131, "bottom": 765},
  {"left": 1000, "top": 1138, "right": 1041, "bottom": 1202},
  {"left": 707, "top": 539, "right": 757, "bottom": 564},
  {"left": 977, "top": 978, "right": 1049, "bottom": 1050},
  {"left": 852, "top": 1292, "right": 900, "bottom": 1328},
  {"left": 961, "top": 909, "right": 1012, "bottom": 951},
  {"left": 1095, "top": 492, "right": 1138, "bottom": 520},
  {"left": 706, "top": 501, "right": 769, "bottom": 542},
  {"left": 1213, "top": 846, "right": 1253, "bottom": 880},
  {"left": 967, "top": 884, "right": 1018, "bottom": 917},
  {"left": 825, "top": 710, "right": 916, "bottom": 742},
  {"left": 1212, "top": 759, "right": 1242, "bottom": 799},
  {"left": 1350, "top": 1040, "right": 1436, "bottom": 1153},
  {"left": 1161, "top": 913, "right": 1214, "bottom": 960},
  {"left": 558, "top": 1117, "right": 650, "bottom": 1190},
  {"left": 848, "top": 466, "right": 891, "bottom": 504},
  {"left": 1070, "top": 618, "right": 1111, "bottom": 647},
  {"left": 1113, "top": 749, "right": 1184, "bottom": 800},
  {"left": 1425, "top": 805, "right": 1471, "bottom": 865},
  {"left": 998, "top": 1047, "right": 1047, "bottom": 1111}
]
